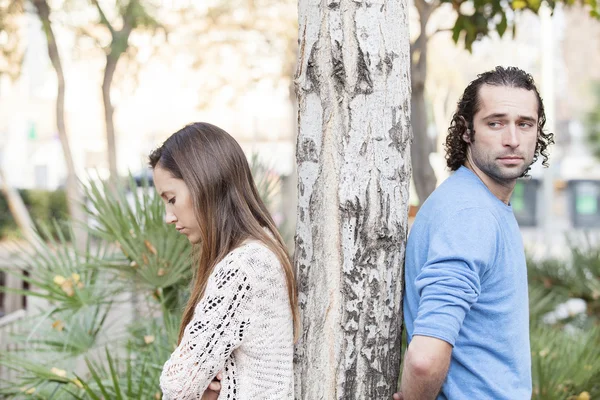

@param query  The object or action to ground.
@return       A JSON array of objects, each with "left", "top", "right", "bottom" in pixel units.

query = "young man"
[{"left": 395, "top": 66, "right": 554, "bottom": 399}]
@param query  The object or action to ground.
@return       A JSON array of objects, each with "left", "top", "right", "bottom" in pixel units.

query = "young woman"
[{"left": 149, "top": 122, "right": 298, "bottom": 399}]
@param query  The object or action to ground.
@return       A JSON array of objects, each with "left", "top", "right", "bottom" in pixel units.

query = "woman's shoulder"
[{"left": 219, "top": 240, "right": 282, "bottom": 277}]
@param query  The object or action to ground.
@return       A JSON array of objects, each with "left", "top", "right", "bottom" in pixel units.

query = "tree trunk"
[
  {"left": 410, "top": 0, "right": 437, "bottom": 204},
  {"left": 102, "top": 54, "right": 119, "bottom": 185},
  {"left": 101, "top": 11, "right": 134, "bottom": 187},
  {"left": 294, "top": 0, "right": 411, "bottom": 398},
  {"left": 32, "top": 0, "right": 87, "bottom": 250}
]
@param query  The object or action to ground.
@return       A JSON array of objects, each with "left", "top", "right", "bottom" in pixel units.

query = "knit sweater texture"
[{"left": 160, "top": 241, "right": 294, "bottom": 399}]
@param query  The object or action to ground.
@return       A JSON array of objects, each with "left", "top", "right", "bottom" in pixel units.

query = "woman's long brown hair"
[{"left": 149, "top": 122, "right": 299, "bottom": 344}]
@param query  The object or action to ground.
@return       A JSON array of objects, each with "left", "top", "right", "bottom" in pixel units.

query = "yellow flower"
[
  {"left": 52, "top": 320, "right": 64, "bottom": 331},
  {"left": 577, "top": 392, "right": 590, "bottom": 400},
  {"left": 53, "top": 275, "right": 66, "bottom": 285},
  {"left": 539, "top": 348, "right": 549, "bottom": 358},
  {"left": 157, "top": 268, "right": 166, "bottom": 277},
  {"left": 24, "top": 387, "right": 35, "bottom": 394},
  {"left": 50, "top": 367, "right": 67, "bottom": 377},
  {"left": 144, "top": 335, "right": 155, "bottom": 344},
  {"left": 130, "top": 261, "right": 138, "bottom": 268},
  {"left": 71, "top": 273, "right": 80, "bottom": 283}
]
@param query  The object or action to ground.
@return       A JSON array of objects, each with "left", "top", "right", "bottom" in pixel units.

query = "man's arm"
[{"left": 397, "top": 335, "right": 452, "bottom": 400}]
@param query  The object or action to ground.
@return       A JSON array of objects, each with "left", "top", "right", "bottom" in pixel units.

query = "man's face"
[{"left": 467, "top": 84, "right": 539, "bottom": 184}]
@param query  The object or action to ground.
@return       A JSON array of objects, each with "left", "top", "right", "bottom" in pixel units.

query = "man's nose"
[{"left": 503, "top": 125, "right": 520, "bottom": 148}]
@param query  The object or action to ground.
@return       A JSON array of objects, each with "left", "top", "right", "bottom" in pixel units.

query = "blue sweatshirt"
[{"left": 403, "top": 166, "right": 531, "bottom": 399}]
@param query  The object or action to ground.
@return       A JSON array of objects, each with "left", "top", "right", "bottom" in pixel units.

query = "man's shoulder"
[
  {"left": 420, "top": 176, "right": 484, "bottom": 214},
  {"left": 415, "top": 180, "right": 501, "bottom": 234}
]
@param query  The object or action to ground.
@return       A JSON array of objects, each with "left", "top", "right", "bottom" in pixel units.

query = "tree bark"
[
  {"left": 294, "top": 0, "right": 411, "bottom": 398},
  {"left": 99, "top": 0, "right": 135, "bottom": 187},
  {"left": 410, "top": 0, "right": 437, "bottom": 204},
  {"left": 32, "top": 0, "right": 87, "bottom": 249},
  {"left": 103, "top": 53, "right": 120, "bottom": 186}
]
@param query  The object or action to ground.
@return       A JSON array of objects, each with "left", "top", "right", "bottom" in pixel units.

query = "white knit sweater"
[{"left": 160, "top": 241, "right": 294, "bottom": 399}]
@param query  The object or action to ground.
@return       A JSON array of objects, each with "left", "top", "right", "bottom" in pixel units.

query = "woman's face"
[{"left": 153, "top": 165, "right": 202, "bottom": 244}]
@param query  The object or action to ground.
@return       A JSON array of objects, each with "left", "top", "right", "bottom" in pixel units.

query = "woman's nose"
[{"left": 165, "top": 211, "right": 177, "bottom": 224}]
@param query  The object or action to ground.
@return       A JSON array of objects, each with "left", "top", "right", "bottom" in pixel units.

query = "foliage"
[
  {"left": 527, "top": 237, "right": 600, "bottom": 399},
  {"left": 530, "top": 324, "right": 600, "bottom": 399},
  {"left": 433, "top": 0, "right": 600, "bottom": 52},
  {"left": 0, "top": 189, "right": 70, "bottom": 240},
  {"left": 0, "top": 0, "right": 24, "bottom": 79}
]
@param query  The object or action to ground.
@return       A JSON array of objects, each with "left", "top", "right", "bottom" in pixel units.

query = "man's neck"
[{"left": 463, "top": 161, "right": 516, "bottom": 205}]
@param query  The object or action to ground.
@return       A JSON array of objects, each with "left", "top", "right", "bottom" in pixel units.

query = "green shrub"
[
  {"left": 528, "top": 240, "right": 600, "bottom": 399},
  {"left": 0, "top": 189, "right": 70, "bottom": 240}
]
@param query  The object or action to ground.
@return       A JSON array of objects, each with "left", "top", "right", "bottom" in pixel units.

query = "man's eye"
[
  {"left": 168, "top": 197, "right": 176, "bottom": 205},
  {"left": 488, "top": 122, "right": 501, "bottom": 128}
]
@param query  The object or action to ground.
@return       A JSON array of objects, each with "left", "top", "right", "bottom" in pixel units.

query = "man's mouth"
[{"left": 498, "top": 156, "right": 523, "bottom": 161}]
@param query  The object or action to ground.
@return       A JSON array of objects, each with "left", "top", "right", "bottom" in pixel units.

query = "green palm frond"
[
  {"left": 0, "top": 354, "right": 84, "bottom": 399},
  {"left": 0, "top": 222, "right": 116, "bottom": 312},
  {"left": 9, "top": 305, "right": 113, "bottom": 357},
  {"left": 83, "top": 174, "right": 192, "bottom": 290},
  {"left": 76, "top": 347, "right": 161, "bottom": 400},
  {"left": 531, "top": 324, "right": 600, "bottom": 399}
]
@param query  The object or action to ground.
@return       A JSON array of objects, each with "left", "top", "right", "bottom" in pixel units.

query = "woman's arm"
[{"left": 160, "top": 257, "right": 254, "bottom": 400}]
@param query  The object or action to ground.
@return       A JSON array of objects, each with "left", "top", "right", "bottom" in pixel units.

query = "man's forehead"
[{"left": 477, "top": 84, "right": 539, "bottom": 117}]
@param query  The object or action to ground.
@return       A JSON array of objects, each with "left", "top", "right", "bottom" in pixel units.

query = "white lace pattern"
[{"left": 160, "top": 241, "right": 294, "bottom": 399}]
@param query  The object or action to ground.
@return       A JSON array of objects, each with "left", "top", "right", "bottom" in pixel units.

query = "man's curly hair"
[{"left": 445, "top": 66, "right": 555, "bottom": 176}]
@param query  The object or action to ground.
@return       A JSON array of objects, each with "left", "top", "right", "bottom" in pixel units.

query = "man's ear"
[{"left": 462, "top": 129, "right": 471, "bottom": 143}]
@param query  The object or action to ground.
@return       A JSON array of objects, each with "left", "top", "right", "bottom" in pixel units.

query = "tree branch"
[
  {"left": 121, "top": 0, "right": 137, "bottom": 30},
  {"left": 91, "top": 0, "right": 115, "bottom": 36}
]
